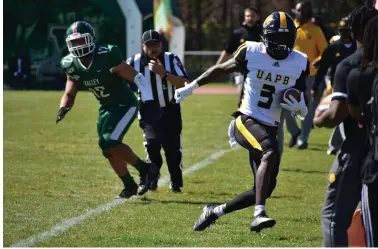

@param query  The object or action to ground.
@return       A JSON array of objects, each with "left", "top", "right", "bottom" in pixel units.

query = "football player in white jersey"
[{"left": 175, "top": 12, "right": 309, "bottom": 232}]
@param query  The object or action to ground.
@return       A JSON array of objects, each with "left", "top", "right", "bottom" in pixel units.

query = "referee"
[{"left": 127, "top": 30, "right": 188, "bottom": 192}]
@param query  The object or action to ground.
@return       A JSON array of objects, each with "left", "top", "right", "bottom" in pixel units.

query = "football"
[
  {"left": 281, "top": 88, "right": 301, "bottom": 104},
  {"left": 315, "top": 94, "right": 332, "bottom": 118}
]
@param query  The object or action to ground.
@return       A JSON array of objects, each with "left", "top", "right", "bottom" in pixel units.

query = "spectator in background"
[
  {"left": 7, "top": 48, "right": 31, "bottom": 89},
  {"left": 216, "top": 7, "right": 261, "bottom": 103},
  {"left": 311, "top": 15, "right": 335, "bottom": 43},
  {"left": 278, "top": 1, "right": 328, "bottom": 152},
  {"left": 312, "top": 16, "right": 356, "bottom": 155}
]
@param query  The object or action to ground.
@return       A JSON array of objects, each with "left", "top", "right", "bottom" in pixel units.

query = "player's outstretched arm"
[
  {"left": 113, "top": 62, "right": 154, "bottom": 102},
  {"left": 56, "top": 76, "right": 78, "bottom": 124},
  {"left": 196, "top": 58, "right": 241, "bottom": 86},
  {"left": 174, "top": 58, "right": 240, "bottom": 103}
]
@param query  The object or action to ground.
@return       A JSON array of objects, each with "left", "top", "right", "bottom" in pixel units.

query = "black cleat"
[
  {"left": 250, "top": 211, "right": 276, "bottom": 232},
  {"left": 137, "top": 162, "right": 158, "bottom": 195},
  {"left": 297, "top": 142, "right": 308, "bottom": 150},
  {"left": 288, "top": 130, "right": 301, "bottom": 148},
  {"left": 116, "top": 184, "right": 138, "bottom": 199},
  {"left": 193, "top": 205, "right": 219, "bottom": 231},
  {"left": 327, "top": 148, "right": 338, "bottom": 155},
  {"left": 149, "top": 178, "right": 159, "bottom": 191},
  {"left": 169, "top": 182, "right": 181, "bottom": 193}
]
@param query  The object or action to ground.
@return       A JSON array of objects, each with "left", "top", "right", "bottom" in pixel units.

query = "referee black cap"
[{"left": 142, "top": 30, "right": 161, "bottom": 44}]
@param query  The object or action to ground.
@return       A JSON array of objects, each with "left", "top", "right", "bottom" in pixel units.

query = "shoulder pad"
[
  {"left": 60, "top": 55, "right": 74, "bottom": 69},
  {"left": 246, "top": 41, "right": 264, "bottom": 53},
  {"left": 292, "top": 50, "right": 308, "bottom": 70},
  {"left": 96, "top": 44, "right": 121, "bottom": 55},
  {"left": 108, "top": 44, "right": 120, "bottom": 52}
]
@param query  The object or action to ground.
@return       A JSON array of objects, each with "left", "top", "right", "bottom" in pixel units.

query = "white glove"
[
  {"left": 280, "top": 92, "right": 308, "bottom": 119},
  {"left": 174, "top": 81, "right": 199, "bottom": 103}
]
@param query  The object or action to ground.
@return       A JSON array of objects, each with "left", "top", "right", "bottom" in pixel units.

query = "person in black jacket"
[
  {"left": 346, "top": 15, "right": 378, "bottom": 247},
  {"left": 314, "top": 6, "right": 378, "bottom": 247},
  {"left": 216, "top": 7, "right": 262, "bottom": 104},
  {"left": 312, "top": 17, "right": 357, "bottom": 155}
]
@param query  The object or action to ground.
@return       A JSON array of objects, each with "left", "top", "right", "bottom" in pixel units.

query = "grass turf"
[{"left": 4, "top": 91, "right": 334, "bottom": 247}]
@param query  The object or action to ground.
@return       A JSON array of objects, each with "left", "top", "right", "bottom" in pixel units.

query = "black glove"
[
  {"left": 139, "top": 100, "right": 162, "bottom": 123},
  {"left": 56, "top": 107, "right": 70, "bottom": 124}
]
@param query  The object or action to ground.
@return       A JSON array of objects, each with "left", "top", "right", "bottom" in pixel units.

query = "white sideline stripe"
[{"left": 10, "top": 149, "right": 235, "bottom": 247}]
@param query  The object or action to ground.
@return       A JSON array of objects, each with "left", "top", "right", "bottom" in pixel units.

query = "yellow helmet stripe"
[{"left": 279, "top": 12, "right": 287, "bottom": 29}]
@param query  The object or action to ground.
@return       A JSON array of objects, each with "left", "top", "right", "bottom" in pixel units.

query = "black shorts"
[{"left": 233, "top": 113, "right": 279, "bottom": 159}]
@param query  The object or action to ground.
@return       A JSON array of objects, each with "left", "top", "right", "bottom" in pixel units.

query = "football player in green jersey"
[{"left": 56, "top": 21, "right": 159, "bottom": 199}]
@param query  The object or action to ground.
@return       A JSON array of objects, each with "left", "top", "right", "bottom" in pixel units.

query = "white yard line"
[{"left": 10, "top": 148, "right": 236, "bottom": 247}]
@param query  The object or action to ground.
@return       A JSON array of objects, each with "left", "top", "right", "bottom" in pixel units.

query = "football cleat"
[
  {"left": 250, "top": 211, "right": 276, "bottom": 232},
  {"left": 137, "top": 162, "right": 158, "bottom": 195},
  {"left": 193, "top": 205, "right": 219, "bottom": 231},
  {"left": 149, "top": 178, "right": 159, "bottom": 191},
  {"left": 116, "top": 184, "right": 138, "bottom": 199}
]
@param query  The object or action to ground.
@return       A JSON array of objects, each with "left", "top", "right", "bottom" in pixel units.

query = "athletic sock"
[
  {"left": 254, "top": 205, "right": 265, "bottom": 217},
  {"left": 213, "top": 204, "right": 226, "bottom": 217},
  {"left": 120, "top": 172, "right": 136, "bottom": 188},
  {"left": 223, "top": 189, "right": 256, "bottom": 214},
  {"left": 132, "top": 158, "right": 147, "bottom": 173}
]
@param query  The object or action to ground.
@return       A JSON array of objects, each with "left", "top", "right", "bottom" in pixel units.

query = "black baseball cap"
[{"left": 142, "top": 30, "right": 161, "bottom": 44}]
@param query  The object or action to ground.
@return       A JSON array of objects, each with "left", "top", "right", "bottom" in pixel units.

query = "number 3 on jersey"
[
  {"left": 257, "top": 84, "right": 275, "bottom": 109},
  {"left": 89, "top": 86, "right": 110, "bottom": 99}
]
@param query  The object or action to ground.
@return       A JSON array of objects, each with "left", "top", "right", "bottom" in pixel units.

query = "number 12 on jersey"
[
  {"left": 257, "top": 84, "right": 275, "bottom": 109},
  {"left": 88, "top": 86, "right": 110, "bottom": 99}
]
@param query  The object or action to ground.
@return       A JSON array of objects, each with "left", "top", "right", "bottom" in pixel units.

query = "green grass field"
[{"left": 4, "top": 90, "right": 335, "bottom": 247}]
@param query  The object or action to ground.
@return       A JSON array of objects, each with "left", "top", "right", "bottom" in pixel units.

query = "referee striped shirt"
[{"left": 126, "top": 52, "right": 188, "bottom": 107}]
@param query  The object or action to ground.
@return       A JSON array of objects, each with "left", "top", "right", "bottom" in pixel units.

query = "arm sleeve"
[
  {"left": 60, "top": 57, "right": 75, "bottom": 81},
  {"left": 332, "top": 61, "right": 349, "bottom": 101},
  {"left": 313, "top": 45, "right": 334, "bottom": 91},
  {"left": 346, "top": 69, "right": 361, "bottom": 106},
  {"left": 172, "top": 55, "right": 188, "bottom": 78},
  {"left": 233, "top": 43, "right": 248, "bottom": 73},
  {"left": 293, "top": 60, "right": 310, "bottom": 92}
]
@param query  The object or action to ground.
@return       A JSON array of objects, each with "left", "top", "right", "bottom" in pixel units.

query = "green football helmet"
[{"left": 66, "top": 21, "right": 96, "bottom": 57}]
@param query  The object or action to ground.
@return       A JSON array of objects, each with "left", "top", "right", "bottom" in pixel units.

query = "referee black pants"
[{"left": 139, "top": 103, "right": 183, "bottom": 187}]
